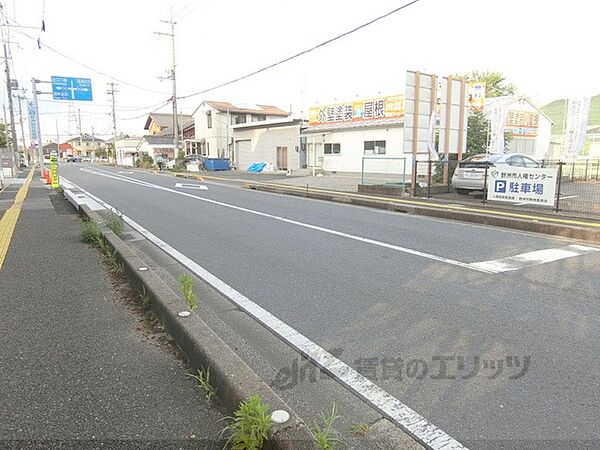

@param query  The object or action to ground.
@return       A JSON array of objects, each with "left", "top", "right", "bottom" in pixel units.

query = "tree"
[
  {"left": 464, "top": 110, "right": 513, "bottom": 158},
  {"left": 455, "top": 70, "right": 517, "bottom": 98}
]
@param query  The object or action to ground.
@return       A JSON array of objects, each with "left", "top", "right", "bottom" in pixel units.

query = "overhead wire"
[{"left": 177, "top": 0, "right": 421, "bottom": 100}]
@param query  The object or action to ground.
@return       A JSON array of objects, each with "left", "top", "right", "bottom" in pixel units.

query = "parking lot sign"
[
  {"left": 51, "top": 76, "right": 93, "bottom": 101},
  {"left": 487, "top": 167, "right": 558, "bottom": 207}
]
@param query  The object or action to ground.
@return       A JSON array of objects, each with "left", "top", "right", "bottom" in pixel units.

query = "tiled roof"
[
  {"left": 141, "top": 135, "right": 175, "bottom": 146},
  {"left": 204, "top": 101, "right": 289, "bottom": 116},
  {"left": 144, "top": 113, "right": 193, "bottom": 131}
]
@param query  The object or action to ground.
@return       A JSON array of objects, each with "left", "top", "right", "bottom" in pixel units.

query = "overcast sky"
[{"left": 4, "top": 0, "right": 599, "bottom": 143}]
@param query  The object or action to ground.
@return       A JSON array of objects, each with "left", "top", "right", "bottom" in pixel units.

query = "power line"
[
  {"left": 120, "top": 99, "right": 171, "bottom": 121},
  {"left": 13, "top": 29, "right": 170, "bottom": 95},
  {"left": 177, "top": 0, "right": 421, "bottom": 100}
]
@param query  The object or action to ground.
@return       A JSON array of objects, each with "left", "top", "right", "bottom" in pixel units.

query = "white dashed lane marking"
[{"left": 471, "top": 244, "right": 599, "bottom": 273}]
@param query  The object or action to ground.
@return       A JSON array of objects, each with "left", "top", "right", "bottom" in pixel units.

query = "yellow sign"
[
  {"left": 50, "top": 156, "right": 59, "bottom": 189},
  {"left": 468, "top": 82, "right": 486, "bottom": 111},
  {"left": 308, "top": 94, "right": 404, "bottom": 126}
]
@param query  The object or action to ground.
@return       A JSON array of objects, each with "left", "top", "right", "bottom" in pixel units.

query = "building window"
[
  {"left": 253, "top": 114, "right": 266, "bottom": 122},
  {"left": 324, "top": 143, "right": 341, "bottom": 155},
  {"left": 206, "top": 111, "right": 212, "bottom": 128},
  {"left": 364, "top": 140, "right": 386, "bottom": 155},
  {"left": 231, "top": 114, "right": 246, "bottom": 125}
]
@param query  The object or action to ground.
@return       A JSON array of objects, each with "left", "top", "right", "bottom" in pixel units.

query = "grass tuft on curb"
[
  {"left": 312, "top": 403, "right": 340, "bottom": 449},
  {"left": 105, "top": 211, "right": 125, "bottom": 237},
  {"left": 187, "top": 367, "right": 217, "bottom": 404},
  {"left": 220, "top": 394, "right": 273, "bottom": 450},
  {"left": 81, "top": 218, "right": 103, "bottom": 246},
  {"left": 178, "top": 273, "right": 198, "bottom": 311},
  {"left": 349, "top": 422, "right": 369, "bottom": 437}
]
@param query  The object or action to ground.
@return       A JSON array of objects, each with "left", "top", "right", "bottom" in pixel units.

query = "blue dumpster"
[{"left": 203, "top": 158, "right": 230, "bottom": 171}]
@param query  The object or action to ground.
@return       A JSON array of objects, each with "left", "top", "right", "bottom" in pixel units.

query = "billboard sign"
[
  {"left": 51, "top": 76, "right": 93, "bottom": 101},
  {"left": 505, "top": 110, "right": 539, "bottom": 137},
  {"left": 308, "top": 95, "right": 404, "bottom": 126},
  {"left": 487, "top": 166, "right": 558, "bottom": 206},
  {"left": 439, "top": 76, "right": 468, "bottom": 155}
]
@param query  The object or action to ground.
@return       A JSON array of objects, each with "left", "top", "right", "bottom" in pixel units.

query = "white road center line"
[
  {"left": 76, "top": 167, "right": 496, "bottom": 274},
  {"left": 471, "top": 244, "right": 599, "bottom": 273},
  {"left": 62, "top": 175, "right": 467, "bottom": 450}
]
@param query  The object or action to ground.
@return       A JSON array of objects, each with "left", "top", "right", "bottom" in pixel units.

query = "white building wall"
[
  {"left": 306, "top": 126, "right": 409, "bottom": 174},
  {"left": 232, "top": 125, "right": 301, "bottom": 170}
]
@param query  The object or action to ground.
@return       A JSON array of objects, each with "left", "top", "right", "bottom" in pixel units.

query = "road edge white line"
[{"left": 62, "top": 176, "right": 467, "bottom": 450}]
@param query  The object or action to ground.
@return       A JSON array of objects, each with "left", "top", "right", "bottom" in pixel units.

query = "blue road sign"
[{"left": 51, "top": 76, "right": 93, "bottom": 101}]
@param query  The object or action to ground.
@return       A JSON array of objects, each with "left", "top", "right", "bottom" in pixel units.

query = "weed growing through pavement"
[
  {"left": 80, "top": 218, "right": 103, "bottom": 246},
  {"left": 220, "top": 394, "right": 273, "bottom": 450},
  {"left": 187, "top": 367, "right": 217, "bottom": 404},
  {"left": 349, "top": 422, "right": 369, "bottom": 437},
  {"left": 139, "top": 285, "right": 151, "bottom": 308},
  {"left": 105, "top": 211, "right": 125, "bottom": 237},
  {"left": 312, "top": 403, "right": 340, "bottom": 449},
  {"left": 178, "top": 273, "right": 198, "bottom": 311}
]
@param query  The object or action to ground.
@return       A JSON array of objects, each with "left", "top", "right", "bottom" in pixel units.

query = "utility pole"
[
  {"left": 31, "top": 78, "right": 43, "bottom": 171},
  {"left": 2, "top": 36, "right": 18, "bottom": 174},
  {"left": 106, "top": 81, "right": 119, "bottom": 161},
  {"left": 16, "top": 94, "right": 27, "bottom": 163},
  {"left": 155, "top": 10, "right": 179, "bottom": 158},
  {"left": 77, "top": 107, "right": 82, "bottom": 150}
]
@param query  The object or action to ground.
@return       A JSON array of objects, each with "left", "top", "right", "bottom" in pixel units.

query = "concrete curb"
[
  {"left": 246, "top": 183, "right": 600, "bottom": 244},
  {"left": 77, "top": 204, "right": 319, "bottom": 449}
]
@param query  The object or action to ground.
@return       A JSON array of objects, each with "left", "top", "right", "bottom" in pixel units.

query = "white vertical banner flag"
[
  {"left": 565, "top": 97, "right": 590, "bottom": 155},
  {"left": 488, "top": 100, "right": 509, "bottom": 154}
]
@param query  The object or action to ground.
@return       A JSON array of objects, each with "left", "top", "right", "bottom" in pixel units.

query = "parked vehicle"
[
  {"left": 97, "top": 156, "right": 109, "bottom": 163},
  {"left": 452, "top": 153, "right": 540, "bottom": 193},
  {"left": 65, "top": 154, "right": 80, "bottom": 162},
  {"left": 81, "top": 156, "right": 93, "bottom": 162}
]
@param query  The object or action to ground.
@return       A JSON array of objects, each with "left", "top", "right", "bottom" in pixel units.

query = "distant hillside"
[{"left": 542, "top": 94, "right": 600, "bottom": 135}]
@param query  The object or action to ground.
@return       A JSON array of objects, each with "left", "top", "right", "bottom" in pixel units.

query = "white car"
[
  {"left": 81, "top": 156, "right": 93, "bottom": 162},
  {"left": 97, "top": 156, "right": 109, "bottom": 163},
  {"left": 452, "top": 153, "right": 541, "bottom": 193}
]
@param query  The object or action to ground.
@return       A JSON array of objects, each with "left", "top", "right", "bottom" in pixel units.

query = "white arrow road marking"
[
  {"left": 61, "top": 175, "right": 468, "bottom": 450},
  {"left": 174, "top": 182, "right": 208, "bottom": 190},
  {"left": 471, "top": 244, "right": 599, "bottom": 272}
]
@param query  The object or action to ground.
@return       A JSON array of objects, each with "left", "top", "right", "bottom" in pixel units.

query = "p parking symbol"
[{"left": 494, "top": 180, "right": 506, "bottom": 193}]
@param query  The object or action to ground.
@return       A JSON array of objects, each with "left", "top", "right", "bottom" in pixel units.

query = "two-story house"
[
  {"left": 189, "top": 101, "right": 290, "bottom": 160},
  {"left": 67, "top": 134, "right": 105, "bottom": 158}
]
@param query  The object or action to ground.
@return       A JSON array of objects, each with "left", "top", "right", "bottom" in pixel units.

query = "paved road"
[{"left": 61, "top": 163, "right": 600, "bottom": 448}]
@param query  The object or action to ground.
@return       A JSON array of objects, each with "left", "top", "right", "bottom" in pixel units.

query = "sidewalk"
[{"left": 0, "top": 170, "right": 224, "bottom": 448}]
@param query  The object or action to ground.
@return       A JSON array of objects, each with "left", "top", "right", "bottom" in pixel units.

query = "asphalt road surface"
[{"left": 60, "top": 163, "right": 600, "bottom": 449}]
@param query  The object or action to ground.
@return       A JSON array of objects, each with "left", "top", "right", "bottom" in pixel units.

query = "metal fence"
[
  {"left": 542, "top": 160, "right": 600, "bottom": 215},
  {"left": 412, "top": 158, "right": 600, "bottom": 217}
]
